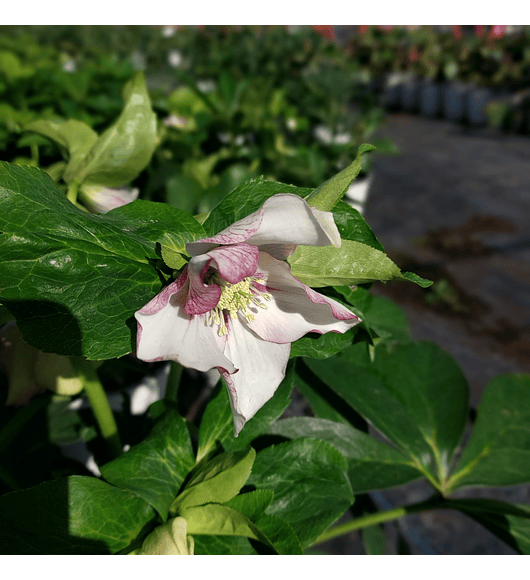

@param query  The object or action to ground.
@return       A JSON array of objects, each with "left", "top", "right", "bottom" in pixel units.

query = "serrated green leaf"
[
  {"left": 171, "top": 448, "right": 255, "bottom": 514},
  {"left": 100, "top": 408, "right": 195, "bottom": 521},
  {"left": 450, "top": 374, "right": 530, "bottom": 489},
  {"left": 246, "top": 438, "right": 353, "bottom": 547},
  {"left": 225, "top": 489, "right": 275, "bottom": 520},
  {"left": 69, "top": 72, "right": 157, "bottom": 187},
  {"left": 0, "top": 476, "right": 156, "bottom": 554},
  {"left": 288, "top": 240, "right": 403, "bottom": 287},
  {"left": 268, "top": 417, "right": 423, "bottom": 494},
  {"left": 160, "top": 246, "right": 187, "bottom": 270},
  {"left": 305, "top": 144, "right": 376, "bottom": 211},
  {"left": 25, "top": 119, "right": 98, "bottom": 183},
  {"left": 202, "top": 177, "right": 311, "bottom": 237}
]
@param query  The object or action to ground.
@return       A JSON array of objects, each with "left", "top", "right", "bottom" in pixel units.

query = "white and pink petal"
[{"left": 219, "top": 318, "right": 290, "bottom": 436}]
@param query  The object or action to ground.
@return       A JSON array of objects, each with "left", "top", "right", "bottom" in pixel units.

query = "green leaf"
[
  {"left": 25, "top": 119, "right": 98, "bottom": 184},
  {"left": 105, "top": 198, "right": 206, "bottom": 254},
  {"left": 290, "top": 326, "right": 359, "bottom": 359},
  {"left": 70, "top": 72, "right": 157, "bottom": 187},
  {"left": 202, "top": 177, "right": 311, "bottom": 237},
  {"left": 100, "top": 408, "right": 195, "bottom": 521},
  {"left": 332, "top": 201, "right": 384, "bottom": 251},
  {"left": 196, "top": 382, "right": 234, "bottom": 463},
  {"left": 171, "top": 448, "right": 255, "bottom": 513},
  {"left": 400, "top": 271, "right": 433, "bottom": 288},
  {"left": 447, "top": 498, "right": 530, "bottom": 555},
  {"left": 362, "top": 524, "right": 388, "bottom": 555},
  {"left": 225, "top": 489, "right": 275, "bottom": 520},
  {"left": 181, "top": 503, "right": 302, "bottom": 554},
  {"left": 288, "top": 240, "right": 416, "bottom": 287},
  {"left": 360, "top": 294, "right": 411, "bottom": 345},
  {"left": 0, "top": 164, "right": 201, "bottom": 360},
  {"left": 246, "top": 438, "right": 353, "bottom": 547},
  {"left": 0, "top": 476, "right": 156, "bottom": 554},
  {"left": 268, "top": 417, "right": 423, "bottom": 494},
  {"left": 192, "top": 535, "right": 257, "bottom": 555},
  {"left": 305, "top": 357, "right": 434, "bottom": 470},
  {"left": 371, "top": 341, "right": 469, "bottom": 477},
  {"left": 450, "top": 374, "right": 530, "bottom": 489},
  {"left": 305, "top": 144, "right": 376, "bottom": 211}
]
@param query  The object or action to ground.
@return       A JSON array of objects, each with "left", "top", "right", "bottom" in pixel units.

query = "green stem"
[
  {"left": 66, "top": 181, "right": 80, "bottom": 205},
  {"left": 311, "top": 496, "right": 445, "bottom": 547},
  {"left": 165, "top": 361, "right": 183, "bottom": 403},
  {"left": 72, "top": 358, "right": 122, "bottom": 460}
]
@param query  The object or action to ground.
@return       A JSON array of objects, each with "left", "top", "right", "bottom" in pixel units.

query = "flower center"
[{"left": 207, "top": 274, "right": 271, "bottom": 336}]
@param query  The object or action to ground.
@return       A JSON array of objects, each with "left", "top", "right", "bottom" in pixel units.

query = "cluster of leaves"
[{"left": 1, "top": 146, "right": 530, "bottom": 554}]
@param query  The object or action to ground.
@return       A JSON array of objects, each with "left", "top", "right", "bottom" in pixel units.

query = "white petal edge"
[
  {"left": 220, "top": 318, "right": 290, "bottom": 436},
  {"left": 244, "top": 252, "right": 361, "bottom": 343},
  {"left": 186, "top": 193, "right": 340, "bottom": 257},
  {"left": 135, "top": 286, "right": 236, "bottom": 374}
]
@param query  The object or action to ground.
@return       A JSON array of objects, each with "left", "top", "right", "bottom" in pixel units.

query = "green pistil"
[{"left": 208, "top": 274, "right": 271, "bottom": 336}]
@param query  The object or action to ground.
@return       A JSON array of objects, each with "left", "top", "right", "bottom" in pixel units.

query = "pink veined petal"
[
  {"left": 243, "top": 252, "right": 361, "bottom": 344},
  {"left": 185, "top": 254, "right": 222, "bottom": 316},
  {"left": 137, "top": 268, "right": 189, "bottom": 316},
  {"left": 203, "top": 243, "right": 260, "bottom": 284},
  {"left": 135, "top": 284, "right": 235, "bottom": 374},
  {"left": 186, "top": 194, "right": 340, "bottom": 257},
  {"left": 219, "top": 318, "right": 290, "bottom": 436}
]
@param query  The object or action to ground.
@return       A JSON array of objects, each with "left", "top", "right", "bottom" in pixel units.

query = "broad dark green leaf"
[
  {"left": 305, "top": 357, "right": 434, "bottom": 471},
  {"left": 105, "top": 198, "right": 206, "bottom": 254},
  {"left": 447, "top": 498, "right": 530, "bottom": 555},
  {"left": 332, "top": 201, "right": 384, "bottom": 251},
  {"left": 0, "top": 164, "right": 199, "bottom": 359},
  {"left": 371, "top": 341, "right": 469, "bottom": 476},
  {"left": 196, "top": 382, "right": 234, "bottom": 462},
  {"left": 202, "top": 177, "right": 311, "bottom": 237},
  {"left": 305, "top": 143, "right": 376, "bottom": 211},
  {"left": 70, "top": 72, "right": 157, "bottom": 187},
  {"left": 290, "top": 326, "right": 359, "bottom": 359},
  {"left": 246, "top": 438, "right": 353, "bottom": 547},
  {"left": 0, "top": 476, "right": 156, "bottom": 554},
  {"left": 268, "top": 417, "right": 423, "bottom": 494},
  {"left": 360, "top": 294, "right": 411, "bottom": 345},
  {"left": 171, "top": 448, "right": 255, "bottom": 513},
  {"left": 100, "top": 408, "right": 195, "bottom": 521},
  {"left": 192, "top": 534, "right": 257, "bottom": 555},
  {"left": 450, "top": 374, "right": 530, "bottom": 489}
]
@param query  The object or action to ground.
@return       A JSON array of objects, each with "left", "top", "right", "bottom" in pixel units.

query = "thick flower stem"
[
  {"left": 72, "top": 358, "right": 122, "bottom": 460},
  {"left": 165, "top": 361, "right": 183, "bottom": 403},
  {"left": 311, "top": 496, "right": 445, "bottom": 547}
]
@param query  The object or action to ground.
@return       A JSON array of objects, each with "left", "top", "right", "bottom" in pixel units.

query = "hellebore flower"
[{"left": 135, "top": 194, "right": 361, "bottom": 435}]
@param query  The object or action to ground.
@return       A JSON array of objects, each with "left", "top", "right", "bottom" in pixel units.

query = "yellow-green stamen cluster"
[{"left": 207, "top": 274, "right": 271, "bottom": 336}]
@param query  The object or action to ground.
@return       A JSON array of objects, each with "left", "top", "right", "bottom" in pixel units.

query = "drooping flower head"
[{"left": 135, "top": 194, "right": 361, "bottom": 435}]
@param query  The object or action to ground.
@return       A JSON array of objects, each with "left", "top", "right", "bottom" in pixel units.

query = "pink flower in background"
[
  {"left": 78, "top": 185, "right": 139, "bottom": 214},
  {"left": 474, "top": 25, "right": 485, "bottom": 38},
  {"left": 358, "top": 25, "right": 369, "bottom": 36},
  {"left": 135, "top": 194, "right": 361, "bottom": 435},
  {"left": 489, "top": 25, "right": 506, "bottom": 39},
  {"left": 452, "top": 25, "right": 463, "bottom": 40},
  {"left": 313, "top": 26, "right": 336, "bottom": 41}
]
